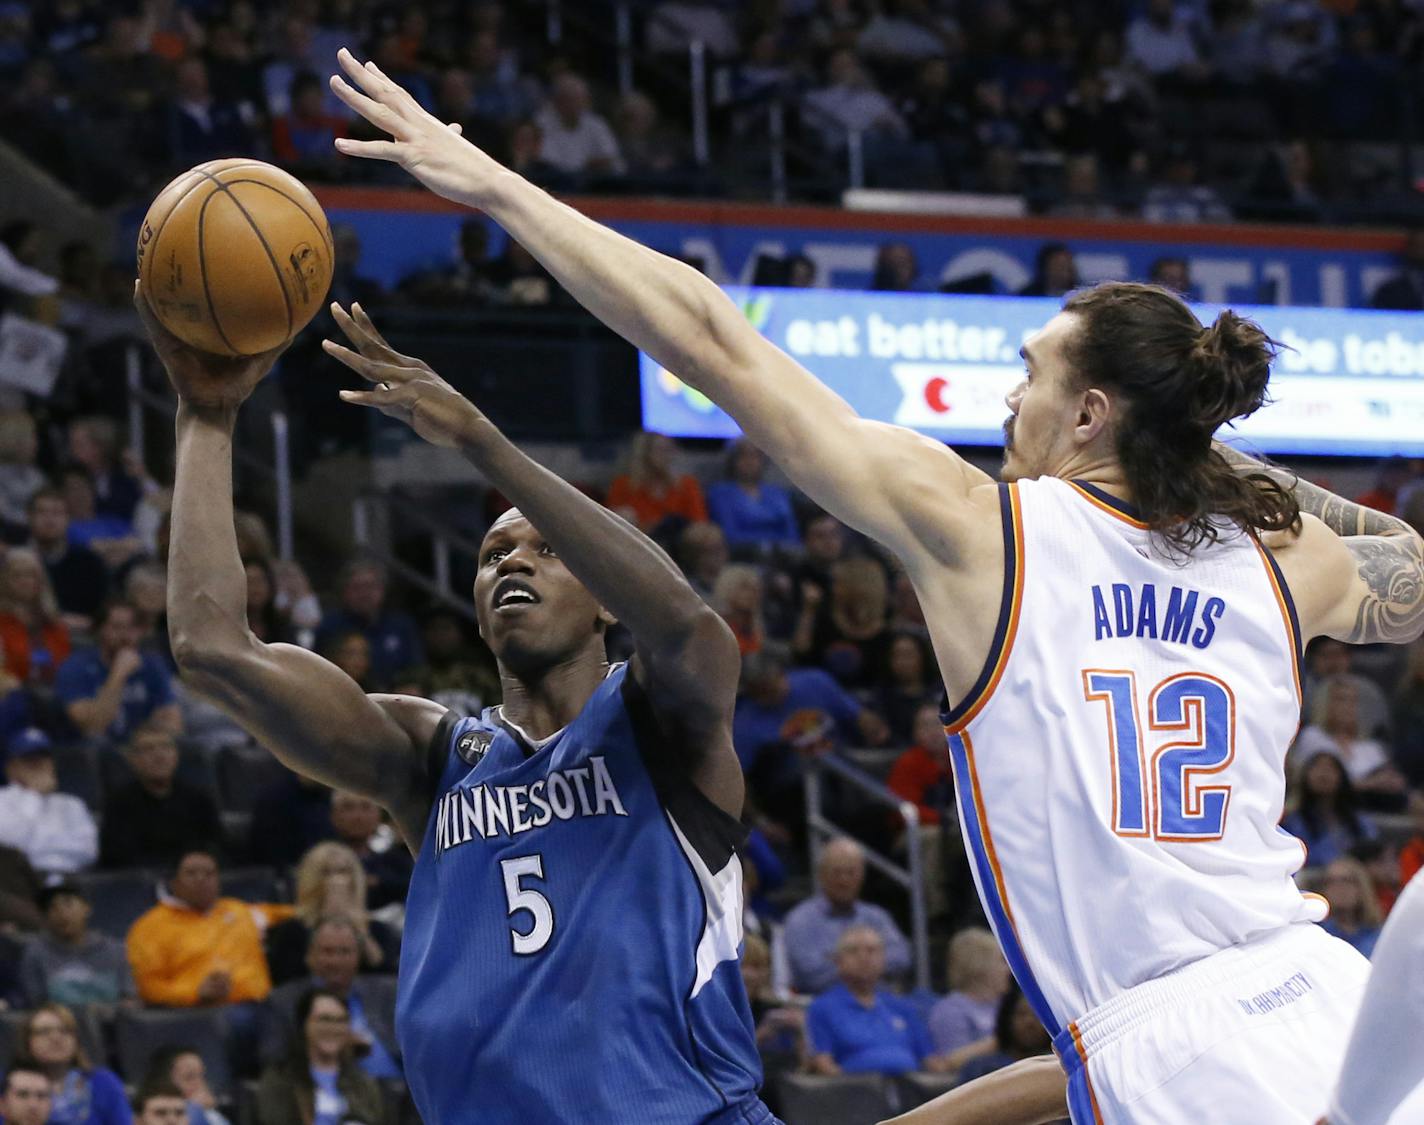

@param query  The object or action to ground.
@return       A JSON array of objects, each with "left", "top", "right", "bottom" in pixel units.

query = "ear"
[
  {"left": 1075, "top": 387, "right": 1113, "bottom": 446},
  {"left": 596, "top": 605, "right": 618, "bottom": 630}
]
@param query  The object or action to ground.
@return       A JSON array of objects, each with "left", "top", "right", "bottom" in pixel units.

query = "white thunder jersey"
[{"left": 942, "top": 477, "right": 1324, "bottom": 1056}]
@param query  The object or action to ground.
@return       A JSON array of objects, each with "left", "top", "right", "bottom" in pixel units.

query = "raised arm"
[
  {"left": 325, "top": 305, "right": 745, "bottom": 815},
  {"left": 327, "top": 50, "right": 991, "bottom": 565},
  {"left": 135, "top": 290, "right": 444, "bottom": 846},
  {"left": 1216, "top": 442, "right": 1424, "bottom": 645}
]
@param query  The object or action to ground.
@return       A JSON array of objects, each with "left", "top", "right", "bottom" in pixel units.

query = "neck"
[
  {"left": 54, "top": 929, "right": 84, "bottom": 947},
  {"left": 497, "top": 645, "right": 610, "bottom": 740},
  {"left": 310, "top": 1049, "right": 340, "bottom": 1070},
  {"left": 846, "top": 981, "right": 878, "bottom": 1003},
  {"left": 141, "top": 777, "right": 173, "bottom": 798},
  {"left": 1050, "top": 453, "right": 1132, "bottom": 501},
  {"left": 42, "top": 1062, "right": 67, "bottom": 1081}
]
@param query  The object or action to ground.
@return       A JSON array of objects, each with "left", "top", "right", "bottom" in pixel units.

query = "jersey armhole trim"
[
  {"left": 942, "top": 482, "right": 1025, "bottom": 733},
  {"left": 424, "top": 710, "right": 460, "bottom": 806},
  {"left": 1255, "top": 539, "right": 1303, "bottom": 706}
]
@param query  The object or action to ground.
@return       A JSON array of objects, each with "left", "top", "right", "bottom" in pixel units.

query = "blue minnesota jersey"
[{"left": 396, "top": 664, "right": 771, "bottom": 1124}]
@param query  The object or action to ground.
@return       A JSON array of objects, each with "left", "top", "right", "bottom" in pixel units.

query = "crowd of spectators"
[{"left": 3, "top": 1, "right": 1424, "bottom": 221}]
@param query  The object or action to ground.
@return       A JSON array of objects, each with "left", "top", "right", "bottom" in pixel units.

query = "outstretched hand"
[
  {"left": 133, "top": 282, "right": 283, "bottom": 413},
  {"left": 329, "top": 48, "right": 499, "bottom": 206},
  {"left": 324, "top": 302, "right": 481, "bottom": 449}
]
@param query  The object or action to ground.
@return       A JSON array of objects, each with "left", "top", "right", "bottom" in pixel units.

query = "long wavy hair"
[
  {"left": 1061, "top": 283, "right": 1300, "bottom": 552},
  {"left": 292, "top": 841, "right": 369, "bottom": 928}
]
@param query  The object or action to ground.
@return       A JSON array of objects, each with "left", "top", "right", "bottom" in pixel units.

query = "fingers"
[
  {"left": 332, "top": 135, "right": 403, "bottom": 162},
  {"left": 322, "top": 338, "right": 402, "bottom": 385},
  {"left": 131, "top": 280, "right": 180, "bottom": 354},
  {"left": 329, "top": 76, "right": 408, "bottom": 142},
  {"left": 338, "top": 388, "right": 393, "bottom": 408},
  {"left": 349, "top": 303, "right": 403, "bottom": 358}
]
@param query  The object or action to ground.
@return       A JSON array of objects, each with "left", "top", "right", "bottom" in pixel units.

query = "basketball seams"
[
  {"left": 194, "top": 189, "right": 243, "bottom": 356},
  {"left": 140, "top": 170, "right": 209, "bottom": 310},
  {"left": 191, "top": 167, "right": 295, "bottom": 343},
  {"left": 223, "top": 178, "right": 335, "bottom": 260}
]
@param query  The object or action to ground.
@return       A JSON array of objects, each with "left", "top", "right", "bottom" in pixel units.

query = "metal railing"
[
  {"left": 805, "top": 752, "right": 930, "bottom": 992},
  {"left": 351, "top": 490, "right": 482, "bottom": 624}
]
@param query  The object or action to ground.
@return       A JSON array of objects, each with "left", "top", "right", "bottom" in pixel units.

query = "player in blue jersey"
[{"left": 139, "top": 290, "right": 778, "bottom": 1124}]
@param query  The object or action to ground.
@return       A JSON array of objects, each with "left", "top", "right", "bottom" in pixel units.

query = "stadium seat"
[
  {"left": 115, "top": 1008, "right": 232, "bottom": 1099},
  {"left": 0, "top": 1011, "right": 23, "bottom": 1071},
  {"left": 896, "top": 1070, "right": 959, "bottom": 1111},
  {"left": 72, "top": 869, "right": 159, "bottom": 938},
  {"left": 220, "top": 866, "right": 282, "bottom": 904},
  {"left": 235, "top": 1079, "right": 260, "bottom": 1125},
  {"left": 217, "top": 746, "right": 287, "bottom": 813},
  {"left": 776, "top": 1072, "right": 894, "bottom": 1125}
]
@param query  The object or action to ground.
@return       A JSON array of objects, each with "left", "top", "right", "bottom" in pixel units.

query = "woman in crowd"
[
  {"left": 606, "top": 431, "right": 707, "bottom": 538},
  {"left": 15, "top": 1003, "right": 130, "bottom": 1125},
  {"left": 1292, "top": 676, "right": 1408, "bottom": 801},
  {"left": 1319, "top": 856, "right": 1385, "bottom": 959},
  {"left": 875, "top": 631, "right": 937, "bottom": 744},
  {"left": 926, "top": 928, "right": 1012, "bottom": 1067},
  {"left": 799, "top": 555, "right": 892, "bottom": 691},
  {"left": 245, "top": 558, "right": 292, "bottom": 645},
  {"left": 141, "top": 1047, "right": 230, "bottom": 1125},
  {"left": 266, "top": 842, "right": 400, "bottom": 984},
  {"left": 953, "top": 983, "right": 1052, "bottom": 1083},
  {"left": 1280, "top": 752, "right": 1378, "bottom": 868},
  {"left": 0, "top": 547, "right": 70, "bottom": 685},
  {"left": 740, "top": 932, "right": 805, "bottom": 1066},
  {"left": 254, "top": 988, "right": 385, "bottom": 1125},
  {"left": 705, "top": 439, "right": 800, "bottom": 551},
  {"left": 712, "top": 563, "right": 766, "bottom": 655},
  {"left": 0, "top": 412, "right": 46, "bottom": 542}
]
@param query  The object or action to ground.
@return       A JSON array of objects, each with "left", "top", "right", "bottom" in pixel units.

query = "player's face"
[
  {"left": 1, "top": 1073, "right": 52, "bottom": 1125},
  {"left": 1001, "top": 313, "right": 1092, "bottom": 483},
  {"left": 473, "top": 513, "right": 612, "bottom": 670}
]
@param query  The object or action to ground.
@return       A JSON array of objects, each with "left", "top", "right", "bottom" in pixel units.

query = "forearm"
[
  {"left": 457, "top": 416, "right": 711, "bottom": 645},
  {"left": 167, "top": 405, "right": 254, "bottom": 668},
  {"left": 879, "top": 1056, "right": 1067, "bottom": 1125},
  {"left": 69, "top": 668, "right": 130, "bottom": 734}
]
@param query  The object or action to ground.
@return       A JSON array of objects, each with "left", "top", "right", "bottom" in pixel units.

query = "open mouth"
[{"left": 493, "top": 577, "right": 541, "bottom": 611}]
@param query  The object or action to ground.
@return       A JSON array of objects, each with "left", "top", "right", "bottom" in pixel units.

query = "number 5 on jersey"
[
  {"left": 502, "top": 855, "right": 554, "bottom": 954},
  {"left": 1082, "top": 670, "right": 1236, "bottom": 842}
]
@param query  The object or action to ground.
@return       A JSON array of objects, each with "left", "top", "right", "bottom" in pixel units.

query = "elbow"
[{"left": 170, "top": 628, "right": 254, "bottom": 691}]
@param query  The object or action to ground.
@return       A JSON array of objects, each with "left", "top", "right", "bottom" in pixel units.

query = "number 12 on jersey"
[{"left": 1082, "top": 670, "right": 1237, "bottom": 842}]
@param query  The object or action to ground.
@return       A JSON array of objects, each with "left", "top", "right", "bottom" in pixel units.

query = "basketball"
[{"left": 136, "top": 158, "right": 334, "bottom": 357}]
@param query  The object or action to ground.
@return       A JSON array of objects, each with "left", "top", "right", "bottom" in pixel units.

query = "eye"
[
  {"left": 484, "top": 549, "right": 506, "bottom": 565},
  {"left": 539, "top": 543, "right": 556, "bottom": 557}
]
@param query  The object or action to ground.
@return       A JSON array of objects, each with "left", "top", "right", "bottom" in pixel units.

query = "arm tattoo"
[
  {"left": 1216, "top": 441, "right": 1424, "bottom": 644},
  {"left": 1344, "top": 535, "right": 1424, "bottom": 644}
]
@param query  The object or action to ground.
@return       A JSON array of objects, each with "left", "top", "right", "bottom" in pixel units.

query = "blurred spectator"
[
  {"left": 0, "top": 413, "right": 46, "bottom": 540},
  {"left": 19, "top": 881, "right": 134, "bottom": 1007},
  {"left": 804, "top": 48, "right": 908, "bottom": 152},
  {"left": 712, "top": 564, "right": 766, "bottom": 656},
  {"left": 1017, "top": 243, "right": 1078, "bottom": 298},
  {"left": 1148, "top": 255, "right": 1195, "bottom": 298},
  {"left": 0, "top": 727, "right": 98, "bottom": 874},
  {"left": 132, "top": 1083, "right": 187, "bottom": 1125},
  {"left": 805, "top": 925, "right": 946, "bottom": 1076},
  {"left": 254, "top": 988, "right": 386, "bottom": 1125},
  {"left": 535, "top": 73, "right": 624, "bottom": 179},
  {"left": 99, "top": 727, "right": 219, "bottom": 870},
  {"left": 400, "top": 219, "right": 499, "bottom": 306},
  {"left": 265, "top": 842, "right": 400, "bottom": 985},
  {"left": 1241, "top": 140, "right": 1323, "bottom": 223},
  {"left": 261, "top": 17, "right": 320, "bottom": 117},
  {"left": 1208, "top": 0, "right": 1265, "bottom": 79},
  {"left": 734, "top": 648, "right": 888, "bottom": 834},
  {"left": 243, "top": 559, "right": 292, "bottom": 646},
  {"left": 326, "top": 225, "right": 385, "bottom": 313},
  {"left": 790, "top": 513, "right": 847, "bottom": 609},
  {"left": 887, "top": 704, "right": 955, "bottom": 826},
  {"left": 677, "top": 521, "right": 731, "bottom": 601},
  {"left": 0, "top": 220, "right": 59, "bottom": 302},
  {"left": 0, "top": 548, "right": 71, "bottom": 686},
  {"left": 1303, "top": 638, "right": 1390, "bottom": 740},
  {"left": 606, "top": 433, "right": 708, "bottom": 537},
  {"left": 163, "top": 57, "right": 256, "bottom": 167},
  {"left": 1319, "top": 856, "right": 1383, "bottom": 958},
  {"left": 1394, "top": 639, "right": 1424, "bottom": 787},
  {"left": 1125, "top": 0, "right": 1206, "bottom": 79},
  {"left": 1045, "top": 72, "right": 1138, "bottom": 171},
  {"left": 140, "top": 1049, "right": 229, "bottom": 1125},
  {"left": 57, "top": 601, "right": 180, "bottom": 745},
  {"left": 741, "top": 931, "right": 804, "bottom": 1059},
  {"left": 706, "top": 441, "right": 800, "bottom": 551},
  {"left": 1350, "top": 838, "right": 1401, "bottom": 918},
  {"left": 405, "top": 607, "right": 499, "bottom": 716},
  {"left": 1293, "top": 677, "right": 1407, "bottom": 799},
  {"left": 1048, "top": 154, "right": 1120, "bottom": 220},
  {"left": 125, "top": 563, "right": 170, "bottom": 663},
  {"left": 1281, "top": 752, "right": 1377, "bottom": 869},
  {"left": 262, "top": 917, "right": 401, "bottom": 1080},
  {"left": 28, "top": 488, "right": 108, "bottom": 629},
  {"left": 1371, "top": 228, "right": 1424, "bottom": 311},
  {"left": 127, "top": 848, "right": 290, "bottom": 1008},
  {"left": 888, "top": 567, "right": 926, "bottom": 634},
  {"left": 955, "top": 984, "right": 1053, "bottom": 1082},
  {"left": 329, "top": 791, "right": 412, "bottom": 913},
  {"left": 0, "top": 1066, "right": 52, "bottom": 1125},
  {"left": 783, "top": 837, "right": 912, "bottom": 995},
  {"left": 1399, "top": 798, "right": 1424, "bottom": 883},
  {"left": 464, "top": 29, "right": 537, "bottom": 125},
  {"left": 802, "top": 557, "right": 893, "bottom": 691},
  {"left": 319, "top": 631, "right": 374, "bottom": 691},
  {"left": 271, "top": 72, "right": 347, "bottom": 175},
  {"left": 12, "top": 1004, "right": 129, "bottom": 1125},
  {"left": 68, "top": 417, "right": 147, "bottom": 525},
  {"left": 927, "top": 928, "right": 1011, "bottom": 1063},
  {"left": 248, "top": 770, "right": 332, "bottom": 871},
  {"left": 316, "top": 557, "right": 423, "bottom": 688},
  {"left": 0, "top": 842, "right": 43, "bottom": 931},
  {"left": 614, "top": 90, "right": 691, "bottom": 187},
  {"left": 1142, "top": 151, "right": 1233, "bottom": 223},
  {"left": 646, "top": 3, "right": 740, "bottom": 57},
  {"left": 876, "top": 635, "right": 938, "bottom": 744},
  {"left": 1356, "top": 457, "right": 1413, "bottom": 516},
  {"left": 871, "top": 242, "right": 931, "bottom": 292},
  {"left": 60, "top": 467, "right": 141, "bottom": 570}
]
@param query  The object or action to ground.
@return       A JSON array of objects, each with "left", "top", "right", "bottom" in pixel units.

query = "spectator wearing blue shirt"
[
  {"left": 927, "top": 928, "right": 1011, "bottom": 1065},
  {"left": 1320, "top": 857, "right": 1384, "bottom": 959},
  {"left": 784, "top": 837, "right": 913, "bottom": 995},
  {"left": 14, "top": 1002, "right": 131, "bottom": 1125},
  {"left": 955, "top": 984, "right": 1054, "bottom": 1084},
  {"left": 806, "top": 925, "right": 949, "bottom": 1077},
  {"left": 705, "top": 441, "right": 801, "bottom": 552},
  {"left": 59, "top": 468, "right": 135, "bottom": 558},
  {"left": 1281, "top": 752, "right": 1377, "bottom": 869},
  {"left": 316, "top": 558, "right": 423, "bottom": 688},
  {"left": 55, "top": 601, "right": 180, "bottom": 745}
]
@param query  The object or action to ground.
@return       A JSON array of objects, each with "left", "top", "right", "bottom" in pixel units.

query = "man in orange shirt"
[{"left": 127, "top": 848, "right": 291, "bottom": 1073}]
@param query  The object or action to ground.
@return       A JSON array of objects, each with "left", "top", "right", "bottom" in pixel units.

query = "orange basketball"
[{"left": 136, "top": 159, "right": 334, "bottom": 357}]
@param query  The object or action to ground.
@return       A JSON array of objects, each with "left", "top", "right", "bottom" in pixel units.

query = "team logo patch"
[{"left": 456, "top": 729, "right": 492, "bottom": 765}]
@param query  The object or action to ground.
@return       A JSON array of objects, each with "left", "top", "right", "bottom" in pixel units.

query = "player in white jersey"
[{"left": 325, "top": 50, "right": 1424, "bottom": 1123}]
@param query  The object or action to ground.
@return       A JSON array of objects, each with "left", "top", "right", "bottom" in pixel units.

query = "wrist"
[{"left": 474, "top": 166, "right": 533, "bottom": 218}]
